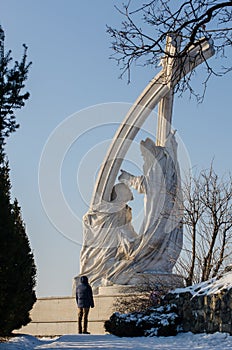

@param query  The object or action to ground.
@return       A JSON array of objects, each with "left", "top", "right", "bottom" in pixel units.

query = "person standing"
[{"left": 76, "top": 275, "right": 94, "bottom": 334}]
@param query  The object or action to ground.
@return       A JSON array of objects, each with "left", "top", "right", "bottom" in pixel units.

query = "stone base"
[
  {"left": 98, "top": 285, "right": 136, "bottom": 296},
  {"left": 97, "top": 272, "right": 183, "bottom": 295},
  {"left": 14, "top": 294, "right": 115, "bottom": 336},
  {"left": 131, "top": 272, "right": 184, "bottom": 288}
]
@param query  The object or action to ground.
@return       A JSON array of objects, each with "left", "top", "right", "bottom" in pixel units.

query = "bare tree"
[
  {"left": 175, "top": 164, "right": 232, "bottom": 286},
  {"left": 113, "top": 279, "right": 168, "bottom": 313},
  {"left": 107, "top": 0, "right": 232, "bottom": 101}
]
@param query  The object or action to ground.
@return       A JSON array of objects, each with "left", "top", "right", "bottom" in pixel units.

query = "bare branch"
[
  {"left": 174, "top": 164, "right": 232, "bottom": 285},
  {"left": 107, "top": 0, "right": 232, "bottom": 100}
]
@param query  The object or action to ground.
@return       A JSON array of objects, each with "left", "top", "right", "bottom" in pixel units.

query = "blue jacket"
[{"left": 76, "top": 276, "right": 94, "bottom": 308}]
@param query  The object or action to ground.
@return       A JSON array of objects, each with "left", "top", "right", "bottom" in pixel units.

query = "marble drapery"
[
  {"left": 80, "top": 132, "right": 183, "bottom": 289},
  {"left": 80, "top": 183, "right": 138, "bottom": 288}
]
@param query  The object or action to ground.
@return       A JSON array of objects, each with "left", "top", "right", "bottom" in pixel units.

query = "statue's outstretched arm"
[{"left": 118, "top": 169, "right": 146, "bottom": 194}]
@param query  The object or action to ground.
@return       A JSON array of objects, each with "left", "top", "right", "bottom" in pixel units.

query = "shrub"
[{"left": 105, "top": 304, "right": 181, "bottom": 337}]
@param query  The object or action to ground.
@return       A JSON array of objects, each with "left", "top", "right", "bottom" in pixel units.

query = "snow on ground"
[{"left": 1, "top": 332, "right": 232, "bottom": 350}]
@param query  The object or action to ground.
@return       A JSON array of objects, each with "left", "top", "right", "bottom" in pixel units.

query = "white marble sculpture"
[
  {"left": 80, "top": 131, "right": 183, "bottom": 289},
  {"left": 80, "top": 183, "right": 138, "bottom": 288},
  {"left": 78, "top": 36, "right": 214, "bottom": 292},
  {"left": 116, "top": 132, "right": 183, "bottom": 277}
]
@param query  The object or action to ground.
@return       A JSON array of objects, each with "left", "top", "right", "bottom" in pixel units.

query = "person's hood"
[{"left": 80, "top": 275, "right": 88, "bottom": 284}]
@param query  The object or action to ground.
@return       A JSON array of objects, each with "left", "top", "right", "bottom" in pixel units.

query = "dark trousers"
[{"left": 78, "top": 307, "right": 90, "bottom": 333}]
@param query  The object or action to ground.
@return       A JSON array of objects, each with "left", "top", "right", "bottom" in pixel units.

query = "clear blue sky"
[{"left": 1, "top": 1, "right": 232, "bottom": 297}]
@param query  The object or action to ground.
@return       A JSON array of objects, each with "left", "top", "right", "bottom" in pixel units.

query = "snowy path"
[{"left": 1, "top": 333, "right": 232, "bottom": 350}]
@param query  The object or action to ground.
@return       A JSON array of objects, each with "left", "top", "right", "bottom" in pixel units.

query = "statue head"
[
  {"left": 111, "top": 183, "right": 133, "bottom": 203},
  {"left": 140, "top": 138, "right": 156, "bottom": 158}
]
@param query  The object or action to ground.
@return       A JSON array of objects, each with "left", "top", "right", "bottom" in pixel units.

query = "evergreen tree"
[
  {"left": 0, "top": 25, "right": 31, "bottom": 148},
  {"left": 0, "top": 26, "right": 36, "bottom": 336},
  {"left": 0, "top": 153, "right": 36, "bottom": 335}
]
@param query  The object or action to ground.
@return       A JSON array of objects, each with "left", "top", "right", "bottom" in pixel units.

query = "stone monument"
[{"left": 78, "top": 35, "right": 215, "bottom": 294}]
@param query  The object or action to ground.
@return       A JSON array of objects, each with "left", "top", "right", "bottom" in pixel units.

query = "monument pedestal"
[
  {"left": 97, "top": 272, "right": 183, "bottom": 295},
  {"left": 129, "top": 272, "right": 184, "bottom": 289},
  {"left": 98, "top": 285, "right": 136, "bottom": 295}
]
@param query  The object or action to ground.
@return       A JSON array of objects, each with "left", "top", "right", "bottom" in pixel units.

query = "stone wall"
[
  {"left": 14, "top": 293, "right": 117, "bottom": 336},
  {"left": 164, "top": 288, "right": 232, "bottom": 334}
]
